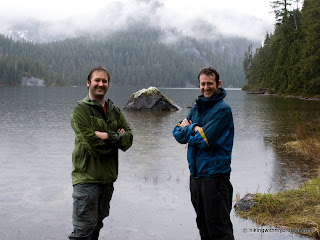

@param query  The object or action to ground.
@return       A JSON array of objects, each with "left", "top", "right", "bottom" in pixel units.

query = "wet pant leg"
[
  {"left": 190, "top": 175, "right": 234, "bottom": 240},
  {"left": 69, "top": 183, "right": 114, "bottom": 240}
]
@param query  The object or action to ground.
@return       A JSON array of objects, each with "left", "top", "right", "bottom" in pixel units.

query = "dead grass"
[{"left": 286, "top": 117, "right": 320, "bottom": 162}]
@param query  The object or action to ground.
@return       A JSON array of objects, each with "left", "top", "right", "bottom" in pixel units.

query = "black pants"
[
  {"left": 69, "top": 183, "right": 114, "bottom": 240},
  {"left": 190, "top": 175, "right": 234, "bottom": 240}
]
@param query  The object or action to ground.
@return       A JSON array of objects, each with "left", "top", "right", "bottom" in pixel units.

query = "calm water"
[{"left": 0, "top": 86, "right": 319, "bottom": 240}]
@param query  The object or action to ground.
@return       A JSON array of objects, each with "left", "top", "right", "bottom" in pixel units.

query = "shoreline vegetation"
[
  {"left": 242, "top": 86, "right": 320, "bottom": 100},
  {"left": 235, "top": 116, "right": 320, "bottom": 239},
  {"left": 242, "top": 0, "right": 320, "bottom": 98}
]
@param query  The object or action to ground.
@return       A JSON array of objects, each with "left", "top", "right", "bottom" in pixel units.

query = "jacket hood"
[{"left": 196, "top": 88, "right": 226, "bottom": 110}]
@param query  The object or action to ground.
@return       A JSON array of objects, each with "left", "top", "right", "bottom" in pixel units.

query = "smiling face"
[
  {"left": 86, "top": 70, "right": 109, "bottom": 103},
  {"left": 199, "top": 73, "right": 221, "bottom": 98}
]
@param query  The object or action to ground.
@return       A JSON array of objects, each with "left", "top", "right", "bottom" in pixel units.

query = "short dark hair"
[
  {"left": 87, "top": 66, "right": 110, "bottom": 83},
  {"left": 198, "top": 67, "right": 220, "bottom": 85}
]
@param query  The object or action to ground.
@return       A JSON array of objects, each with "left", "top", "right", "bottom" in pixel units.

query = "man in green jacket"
[{"left": 69, "top": 67, "right": 133, "bottom": 240}]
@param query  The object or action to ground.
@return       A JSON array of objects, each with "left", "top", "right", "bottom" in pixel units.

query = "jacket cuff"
[
  {"left": 106, "top": 131, "right": 120, "bottom": 144},
  {"left": 186, "top": 123, "right": 197, "bottom": 136}
]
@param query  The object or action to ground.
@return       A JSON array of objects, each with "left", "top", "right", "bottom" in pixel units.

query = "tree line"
[
  {"left": 243, "top": 0, "right": 320, "bottom": 95},
  {"left": 0, "top": 25, "right": 253, "bottom": 88}
]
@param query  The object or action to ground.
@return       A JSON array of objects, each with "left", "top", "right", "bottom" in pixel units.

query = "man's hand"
[
  {"left": 180, "top": 119, "right": 192, "bottom": 127},
  {"left": 117, "top": 129, "right": 125, "bottom": 133},
  {"left": 193, "top": 126, "right": 201, "bottom": 132},
  {"left": 95, "top": 131, "right": 108, "bottom": 140},
  {"left": 180, "top": 119, "right": 201, "bottom": 133},
  {"left": 95, "top": 129, "right": 125, "bottom": 140}
]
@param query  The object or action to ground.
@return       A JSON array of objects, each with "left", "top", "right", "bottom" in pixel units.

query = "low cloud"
[{"left": 0, "top": 0, "right": 274, "bottom": 42}]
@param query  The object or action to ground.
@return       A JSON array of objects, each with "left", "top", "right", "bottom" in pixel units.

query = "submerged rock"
[
  {"left": 234, "top": 193, "right": 257, "bottom": 212},
  {"left": 124, "top": 86, "right": 180, "bottom": 111}
]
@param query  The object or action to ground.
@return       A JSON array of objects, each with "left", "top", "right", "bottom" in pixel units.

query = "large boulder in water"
[{"left": 124, "top": 87, "right": 180, "bottom": 111}]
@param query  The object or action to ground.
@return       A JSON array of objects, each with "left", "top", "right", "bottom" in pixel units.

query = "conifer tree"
[{"left": 243, "top": 43, "right": 253, "bottom": 80}]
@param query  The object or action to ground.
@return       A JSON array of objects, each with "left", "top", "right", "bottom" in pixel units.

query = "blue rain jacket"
[{"left": 172, "top": 88, "right": 234, "bottom": 177}]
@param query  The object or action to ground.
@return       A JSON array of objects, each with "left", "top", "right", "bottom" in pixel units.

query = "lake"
[{"left": 0, "top": 86, "right": 319, "bottom": 240}]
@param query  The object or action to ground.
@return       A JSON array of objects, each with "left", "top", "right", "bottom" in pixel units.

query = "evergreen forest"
[
  {"left": 243, "top": 0, "right": 320, "bottom": 96},
  {"left": 0, "top": 25, "right": 253, "bottom": 88}
]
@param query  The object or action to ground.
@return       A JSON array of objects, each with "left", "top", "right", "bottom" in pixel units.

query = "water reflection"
[{"left": 238, "top": 94, "right": 320, "bottom": 192}]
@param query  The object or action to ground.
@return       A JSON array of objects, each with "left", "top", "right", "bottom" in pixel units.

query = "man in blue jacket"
[{"left": 173, "top": 67, "right": 234, "bottom": 240}]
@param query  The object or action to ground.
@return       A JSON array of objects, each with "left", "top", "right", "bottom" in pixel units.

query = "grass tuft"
[{"left": 239, "top": 178, "right": 320, "bottom": 238}]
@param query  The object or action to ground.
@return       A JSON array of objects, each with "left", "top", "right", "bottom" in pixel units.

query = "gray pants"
[{"left": 69, "top": 183, "right": 114, "bottom": 240}]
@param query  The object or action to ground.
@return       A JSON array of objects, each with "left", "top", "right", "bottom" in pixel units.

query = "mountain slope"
[{"left": 0, "top": 25, "right": 255, "bottom": 87}]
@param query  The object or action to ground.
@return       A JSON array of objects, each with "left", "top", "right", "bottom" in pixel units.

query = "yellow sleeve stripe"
[
  {"left": 176, "top": 123, "right": 181, "bottom": 126},
  {"left": 198, "top": 128, "right": 209, "bottom": 146}
]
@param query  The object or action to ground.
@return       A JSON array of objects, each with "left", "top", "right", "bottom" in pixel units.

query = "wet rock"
[
  {"left": 234, "top": 193, "right": 257, "bottom": 212},
  {"left": 124, "top": 86, "right": 180, "bottom": 111},
  {"left": 21, "top": 77, "right": 46, "bottom": 86}
]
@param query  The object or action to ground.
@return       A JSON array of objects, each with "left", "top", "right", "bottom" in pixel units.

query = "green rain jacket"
[{"left": 71, "top": 97, "right": 133, "bottom": 185}]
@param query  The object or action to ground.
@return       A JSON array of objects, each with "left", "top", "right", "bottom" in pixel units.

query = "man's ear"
[
  {"left": 218, "top": 80, "right": 222, "bottom": 88},
  {"left": 86, "top": 80, "right": 90, "bottom": 88}
]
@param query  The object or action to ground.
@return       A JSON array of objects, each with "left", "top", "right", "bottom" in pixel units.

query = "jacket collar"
[
  {"left": 83, "top": 95, "right": 107, "bottom": 107},
  {"left": 196, "top": 88, "right": 226, "bottom": 110}
]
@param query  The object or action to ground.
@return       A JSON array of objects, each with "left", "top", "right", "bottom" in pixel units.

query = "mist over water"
[{"left": 0, "top": 86, "right": 317, "bottom": 239}]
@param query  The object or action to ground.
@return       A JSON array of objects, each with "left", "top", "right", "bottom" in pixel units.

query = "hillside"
[{"left": 0, "top": 24, "right": 256, "bottom": 87}]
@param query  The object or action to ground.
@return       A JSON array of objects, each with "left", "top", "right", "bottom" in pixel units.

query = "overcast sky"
[{"left": 0, "top": 0, "right": 281, "bottom": 42}]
